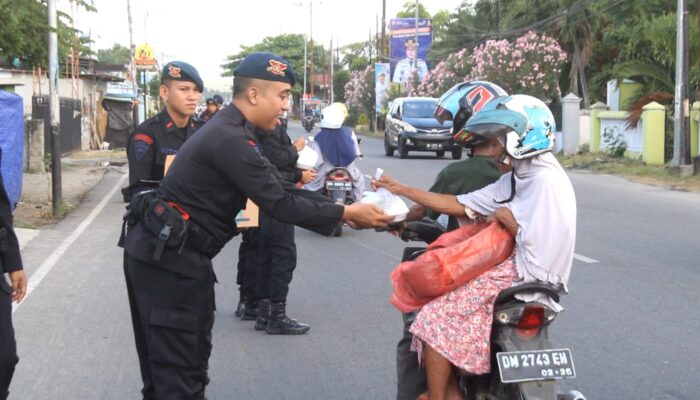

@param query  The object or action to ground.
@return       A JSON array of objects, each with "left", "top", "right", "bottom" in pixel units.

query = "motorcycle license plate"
[
  {"left": 496, "top": 349, "right": 576, "bottom": 383},
  {"left": 426, "top": 143, "right": 443, "bottom": 149},
  {"left": 326, "top": 181, "right": 352, "bottom": 190}
]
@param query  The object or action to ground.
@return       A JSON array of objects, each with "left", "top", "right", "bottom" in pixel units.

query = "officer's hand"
[
  {"left": 293, "top": 137, "right": 306, "bottom": 151},
  {"left": 371, "top": 175, "right": 405, "bottom": 195},
  {"left": 300, "top": 169, "right": 317, "bottom": 184},
  {"left": 8, "top": 270, "right": 27, "bottom": 303},
  {"left": 342, "top": 203, "right": 393, "bottom": 229}
]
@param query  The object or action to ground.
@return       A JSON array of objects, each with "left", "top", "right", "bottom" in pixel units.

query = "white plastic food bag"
[
  {"left": 361, "top": 168, "right": 409, "bottom": 222},
  {"left": 296, "top": 144, "right": 319, "bottom": 170}
]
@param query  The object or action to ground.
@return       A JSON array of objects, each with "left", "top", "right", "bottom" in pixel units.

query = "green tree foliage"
[
  {"left": 333, "top": 69, "right": 350, "bottom": 102},
  {"left": 396, "top": 1, "right": 430, "bottom": 18},
  {"left": 221, "top": 34, "right": 327, "bottom": 96},
  {"left": 97, "top": 44, "right": 130, "bottom": 64},
  {"left": 0, "top": 0, "right": 94, "bottom": 68}
]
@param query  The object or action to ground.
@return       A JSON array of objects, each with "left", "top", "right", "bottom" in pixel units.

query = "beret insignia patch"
[
  {"left": 168, "top": 65, "right": 182, "bottom": 78},
  {"left": 266, "top": 60, "right": 287, "bottom": 76}
]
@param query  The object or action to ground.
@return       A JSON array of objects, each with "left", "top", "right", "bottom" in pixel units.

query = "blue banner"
[{"left": 390, "top": 18, "right": 432, "bottom": 85}]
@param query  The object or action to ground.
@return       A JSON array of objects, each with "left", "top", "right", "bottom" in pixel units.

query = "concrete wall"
[{"left": 0, "top": 68, "right": 110, "bottom": 150}]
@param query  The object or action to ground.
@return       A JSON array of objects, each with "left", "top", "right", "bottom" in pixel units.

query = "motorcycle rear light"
[
  {"left": 515, "top": 306, "right": 544, "bottom": 339},
  {"left": 517, "top": 306, "right": 545, "bottom": 329}
]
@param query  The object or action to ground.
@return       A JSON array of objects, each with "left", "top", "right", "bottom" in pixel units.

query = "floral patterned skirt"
[{"left": 409, "top": 252, "right": 518, "bottom": 374}]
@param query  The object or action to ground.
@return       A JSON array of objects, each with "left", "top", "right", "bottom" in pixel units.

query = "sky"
[{"left": 67, "top": 0, "right": 466, "bottom": 91}]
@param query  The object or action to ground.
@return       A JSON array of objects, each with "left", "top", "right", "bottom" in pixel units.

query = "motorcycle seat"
[{"left": 495, "top": 282, "right": 560, "bottom": 305}]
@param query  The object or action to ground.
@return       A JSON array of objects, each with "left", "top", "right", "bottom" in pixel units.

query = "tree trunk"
[
  {"left": 569, "top": 40, "right": 581, "bottom": 97},
  {"left": 579, "top": 61, "right": 591, "bottom": 109}
]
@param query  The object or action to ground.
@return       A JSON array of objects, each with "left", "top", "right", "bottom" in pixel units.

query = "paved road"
[{"left": 9, "top": 121, "right": 700, "bottom": 399}]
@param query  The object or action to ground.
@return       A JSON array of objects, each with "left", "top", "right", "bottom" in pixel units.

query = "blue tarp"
[{"left": 0, "top": 91, "right": 24, "bottom": 208}]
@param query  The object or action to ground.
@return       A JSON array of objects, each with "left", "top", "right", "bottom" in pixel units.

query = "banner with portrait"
[
  {"left": 389, "top": 18, "right": 432, "bottom": 85},
  {"left": 375, "top": 63, "right": 391, "bottom": 113}
]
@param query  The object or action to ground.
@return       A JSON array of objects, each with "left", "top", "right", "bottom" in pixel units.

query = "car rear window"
[{"left": 403, "top": 101, "right": 437, "bottom": 118}]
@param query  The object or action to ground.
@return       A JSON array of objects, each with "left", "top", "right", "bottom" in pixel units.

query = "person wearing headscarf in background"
[
  {"left": 303, "top": 104, "right": 365, "bottom": 200},
  {"left": 374, "top": 95, "right": 576, "bottom": 400}
]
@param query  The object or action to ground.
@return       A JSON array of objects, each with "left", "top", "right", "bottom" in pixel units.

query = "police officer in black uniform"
[
  {"left": 121, "top": 52, "right": 391, "bottom": 399},
  {"left": 122, "top": 60, "right": 204, "bottom": 400},
  {"left": 0, "top": 149, "right": 26, "bottom": 400},
  {"left": 241, "top": 124, "right": 317, "bottom": 334},
  {"left": 124, "top": 60, "right": 204, "bottom": 199}
]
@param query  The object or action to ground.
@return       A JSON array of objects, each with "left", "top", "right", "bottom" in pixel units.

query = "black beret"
[
  {"left": 233, "top": 52, "right": 296, "bottom": 87},
  {"left": 161, "top": 61, "right": 204, "bottom": 92}
]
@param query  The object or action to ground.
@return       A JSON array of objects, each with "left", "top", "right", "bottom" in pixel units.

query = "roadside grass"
[{"left": 557, "top": 152, "right": 700, "bottom": 192}]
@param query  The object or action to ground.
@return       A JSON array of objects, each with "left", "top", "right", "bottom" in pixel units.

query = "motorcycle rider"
[
  {"left": 375, "top": 95, "right": 577, "bottom": 400},
  {"left": 395, "top": 81, "right": 508, "bottom": 400},
  {"left": 330, "top": 102, "right": 363, "bottom": 159},
  {"left": 303, "top": 104, "right": 315, "bottom": 130},
  {"left": 303, "top": 104, "right": 365, "bottom": 201}
]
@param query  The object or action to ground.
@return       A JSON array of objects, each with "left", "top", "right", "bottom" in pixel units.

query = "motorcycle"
[
  {"left": 395, "top": 219, "right": 586, "bottom": 400},
  {"left": 303, "top": 115, "right": 315, "bottom": 132},
  {"left": 323, "top": 167, "right": 354, "bottom": 237}
]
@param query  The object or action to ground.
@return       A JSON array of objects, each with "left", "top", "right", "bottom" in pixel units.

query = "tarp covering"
[
  {"left": 102, "top": 98, "right": 133, "bottom": 148},
  {"left": 0, "top": 91, "right": 24, "bottom": 208}
]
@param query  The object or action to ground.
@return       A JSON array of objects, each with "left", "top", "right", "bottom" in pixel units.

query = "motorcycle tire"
[
  {"left": 399, "top": 137, "right": 409, "bottom": 159},
  {"left": 435, "top": 150, "right": 445, "bottom": 158},
  {"left": 452, "top": 146, "right": 463, "bottom": 160},
  {"left": 384, "top": 133, "right": 395, "bottom": 157}
]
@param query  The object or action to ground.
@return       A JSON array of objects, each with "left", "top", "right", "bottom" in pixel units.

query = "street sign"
[{"left": 135, "top": 44, "right": 157, "bottom": 70}]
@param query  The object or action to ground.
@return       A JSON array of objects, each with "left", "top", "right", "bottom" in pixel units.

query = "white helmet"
[{"left": 320, "top": 105, "right": 345, "bottom": 129}]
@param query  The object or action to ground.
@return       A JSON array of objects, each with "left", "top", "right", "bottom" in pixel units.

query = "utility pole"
[
  {"left": 127, "top": 0, "right": 139, "bottom": 127},
  {"left": 303, "top": 36, "right": 307, "bottom": 111},
  {"left": 309, "top": 1, "right": 314, "bottom": 98},
  {"left": 414, "top": 0, "right": 419, "bottom": 71},
  {"left": 48, "top": 0, "right": 62, "bottom": 216},
  {"left": 329, "top": 37, "right": 334, "bottom": 102},
  {"left": 673, "top": 0, "right": 691, "bottom": 169},
  {"left": 382, "top": 0, "right": 386, "bottom": 60},
  {"left": 495, "top": 0, "right": 500, "bottom": 32}
]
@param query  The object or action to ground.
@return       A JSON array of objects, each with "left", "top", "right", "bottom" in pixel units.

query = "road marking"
[
  {"left": 574, "top": 253, "right": 599, "bottom": 263},
  {"left": 13, "top": 174, "right": 128, "bottom": 314}
]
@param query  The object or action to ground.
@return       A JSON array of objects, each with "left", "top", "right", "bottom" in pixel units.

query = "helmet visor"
[{"left": 434, "top": 105, "right": 453, "bottom": 125}]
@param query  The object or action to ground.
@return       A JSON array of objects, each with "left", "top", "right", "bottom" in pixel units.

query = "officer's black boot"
[
  {"left": 234, "top": 295, "right": 248, "bottom": 318},
  {"left": 240, "top": 299, "right": 259, "bottom": 321},
  {"left": 254, "top": 299, "right": 271, "bottom": 331},
  {"left": 266, "top": 301, "right": 310, "bottom": 335}
]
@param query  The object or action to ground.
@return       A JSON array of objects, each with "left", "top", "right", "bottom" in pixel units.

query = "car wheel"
[
  {"left": 399, "top": 137, "right": 409, "bottom": 159},
  {"left": 384, "top": 133, "right": 395, "bottom": 157},
  {"left": 436, "top": 150, "right": 445, "bottom": 158},
  {"left": 452, "top": 146, "right": 463, "bottom": 160}
]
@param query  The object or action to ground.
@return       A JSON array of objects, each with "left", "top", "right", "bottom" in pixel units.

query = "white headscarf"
[{"left": 456, "top": 153, "right": 576, "bottom": 311}]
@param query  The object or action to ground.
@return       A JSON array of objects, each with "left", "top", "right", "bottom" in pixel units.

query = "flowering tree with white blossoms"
[
  {"left": 344, "top": 65, "right": 376, "bottom": 129},
  {"left": 407, "top": 31, "right": 567, "bottom": 101},
  {"left": 467, "top": 31, "right": 567, "bottom": 100}
]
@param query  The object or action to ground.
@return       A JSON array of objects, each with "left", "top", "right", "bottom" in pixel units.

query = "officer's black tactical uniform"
[
  {"left": 122, "top": 60, "right": 205, "bottom": 400},
  {"left": 0, "top": 152, "right": 23, "bottom": 400},
  {"left": 125, "top": 109, "right": 203, "bottom": 193},
  {"left": 122, "top": 103, "right": 343, "bottom": 399},
  {"left": 236, "top": 124, "right": 303, "bottom": 321},
  {"left": 250, "top": 125, "right": 311, "bottom": 334}
]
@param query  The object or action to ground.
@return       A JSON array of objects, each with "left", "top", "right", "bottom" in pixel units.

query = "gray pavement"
[{"left": 8, "top": 121, "right": 700, "bottom": 399}]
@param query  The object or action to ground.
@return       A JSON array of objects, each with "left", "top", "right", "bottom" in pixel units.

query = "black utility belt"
[{"left": 119, "top": 191, "right": 222, "bottom": 261}]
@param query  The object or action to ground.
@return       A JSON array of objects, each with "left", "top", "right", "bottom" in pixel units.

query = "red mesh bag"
[{"left": 390, "top": 222, "right": 515, "bottom": 312}]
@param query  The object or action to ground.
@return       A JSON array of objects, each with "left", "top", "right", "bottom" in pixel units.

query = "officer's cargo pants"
[
  {"left": 0, "top": 276, "right": 18, "bottom": 400},
  {"left": 255, "top": 211, "right": 297, "bottom": 302},
  {"left": 236, "top": 228, "right": 260, "bottom": 301},
  {"left": 126, "top": 255, "right": 215, "bottom": 400}
]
